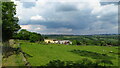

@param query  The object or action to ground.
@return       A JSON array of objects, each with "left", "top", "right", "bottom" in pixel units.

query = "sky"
[{"left": 13, "top": 0, "right": 118, "bottom": 35}]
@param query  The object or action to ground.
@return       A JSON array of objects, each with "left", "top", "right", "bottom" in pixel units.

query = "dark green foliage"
[
  {"left": 13, "top": 29, "right": 44, "bottom": 42},
  {"left": 18, "top": 29, "right": 30, "bottom": 40},
  {"left": 72, "top": 40, "right": 82, "bottom": 45},
  {"left": 70, "top": 49, "right": 114, "bottom": 60},
  {"left": 96, "top": 59, "right": 113, "bottom": 65},
  {"left": 47, "top": 60, "right": 65, "bottom": 67},
  {"left": 2, "top": 2, "right": 21, "bottom": 42},
  {"left": 100, "top": 41, "right": 106, "bottom": 46},
  {"left": 44, "top": 59, "right": 113, "bottom": 68},
  {"left": 29, "top": 32, "right": 43, "bottom": 42},
  {"left": 44, "top": 36, "right": 48, "bottom": 39}
]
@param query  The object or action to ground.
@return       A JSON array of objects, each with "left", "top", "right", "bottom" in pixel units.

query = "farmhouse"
[
  {"left": 44, "top": 39, "right": 72, "bottom": 45},
  {"left": 44, "top": 39, "right": 56, "bottom": 43}
]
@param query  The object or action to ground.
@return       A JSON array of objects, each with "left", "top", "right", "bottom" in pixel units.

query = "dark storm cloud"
[{"left": 22, "top": 2, "right": 36, "bottom": 8}]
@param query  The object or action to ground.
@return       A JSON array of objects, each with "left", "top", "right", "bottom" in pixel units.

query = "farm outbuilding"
[
  {"left": 44, "top": 39, "right": 55, "bottom": 43},
  {"left": 58, "top": 40, "right": 72, "bottom": 45},
  {"left": 44, "top": 39, "right": 72, "bottom": 45}
]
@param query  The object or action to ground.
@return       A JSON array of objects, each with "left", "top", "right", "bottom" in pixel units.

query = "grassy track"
[{"left": 20, "top": 42, "right": 118, "bottom": 66}]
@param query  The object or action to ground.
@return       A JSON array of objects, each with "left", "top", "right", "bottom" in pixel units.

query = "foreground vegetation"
[{"left": 19, "top": 41, "right": 118, "bottom": 67}]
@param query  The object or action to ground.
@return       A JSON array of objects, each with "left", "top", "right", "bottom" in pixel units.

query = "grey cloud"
[
  {"left": 97, "top": 12, "right": 118, "bottom": 26},
  {"left": 18, "top": 2, "right": 118, "bottom": 35},
  {"left": 55, "top": 3, "right": 78, "bottom": 12}
]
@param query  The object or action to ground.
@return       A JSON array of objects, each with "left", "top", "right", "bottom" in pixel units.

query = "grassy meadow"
[{"left": 20, "top": 41, "right": 119, "bottom": 66}]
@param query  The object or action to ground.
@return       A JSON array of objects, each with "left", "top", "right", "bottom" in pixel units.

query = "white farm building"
[{"left": 44, "top": 39, "right": 72, "bottom": 45}]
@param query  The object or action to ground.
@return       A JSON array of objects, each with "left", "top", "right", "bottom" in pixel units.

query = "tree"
[
  {"left": 29, "top": 33, "right": 39, "bottom": 42},
  {"left": 2, "top": 2, "right": 21, "bottom": 42},
  {"left": 44, "top": 36, "right": 48, "bottom": 39},
  {"left": 29, "top": 32, "right": 44, "bottom": 42},
  {"left": 72, "top": 40, "right": 82, "bottom": 45},
  {"left": 100, "top": 41, "right": 106, "bottom": 46},
  {"left": 18, "top": 29, "right": 30, "bottom": 40}
]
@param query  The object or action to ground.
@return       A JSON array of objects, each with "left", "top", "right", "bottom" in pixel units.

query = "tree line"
[
  {"left": 13, "top": 29, "right": 44, "bottom": 42},
  {"left": 70, "top": 36, "right": 118, "bottom": 46}
]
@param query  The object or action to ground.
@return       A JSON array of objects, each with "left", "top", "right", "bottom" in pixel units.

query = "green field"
[{"left": 20, "top": 42, "right": 119, "bottom": 66}]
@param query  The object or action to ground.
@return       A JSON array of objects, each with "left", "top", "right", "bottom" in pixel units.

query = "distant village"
[{"left": 44, "top": 39, "right": 72, "bottom": 45}]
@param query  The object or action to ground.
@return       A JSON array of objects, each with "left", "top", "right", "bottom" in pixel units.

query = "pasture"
[{"left": 20, "top": 42, "right": 119, "bottom": 66}]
